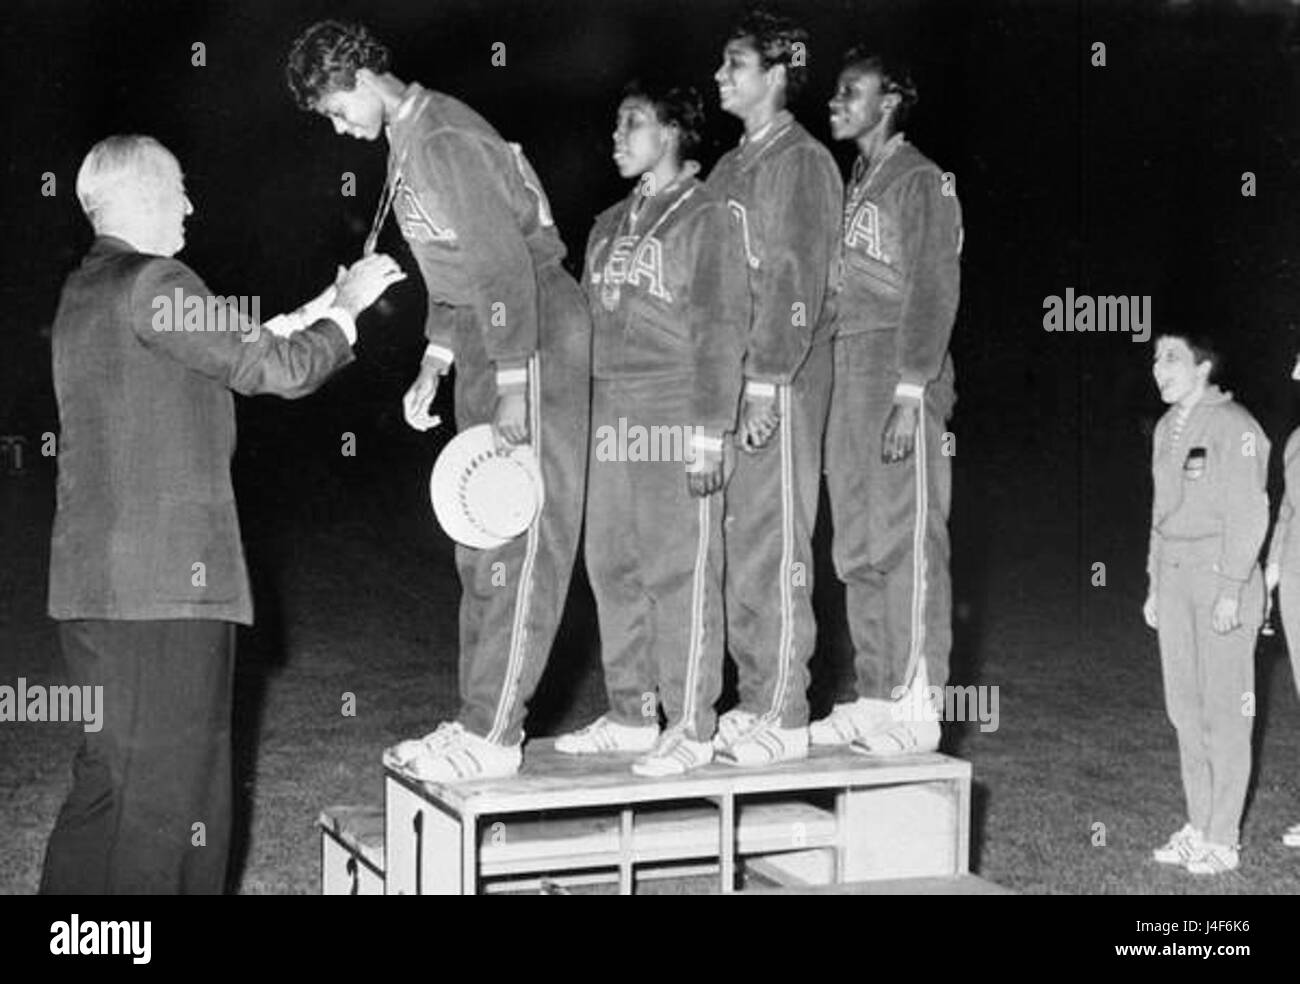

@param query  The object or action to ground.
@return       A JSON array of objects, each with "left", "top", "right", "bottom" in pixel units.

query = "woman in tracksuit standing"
[
  {"left": 556, "top": 81, "right": 748, "bottom": 776},
  {"left": 1264, "top": 352, "right": 1300, "bottom": 850},
  {"left": 1145, "top": 331, "right": 1269, "bottom": 874}
]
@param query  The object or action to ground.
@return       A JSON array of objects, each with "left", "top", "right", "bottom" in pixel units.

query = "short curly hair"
[
  {"left": 620, "top": 80, "right": 706, "bottom": 161},
  {"left": 286, "top": 20, "right": 391, "bottom": 110},
  {"left": 728, "top": 8, "right": 810, "bottom": 104},
  {"left": 841, "top": 48, "right": 919, "bottom": 132}
]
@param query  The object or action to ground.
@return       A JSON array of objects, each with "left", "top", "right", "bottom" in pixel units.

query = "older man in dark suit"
[{"left": 41, "top": 134, "right": 404, "bottom": 894}]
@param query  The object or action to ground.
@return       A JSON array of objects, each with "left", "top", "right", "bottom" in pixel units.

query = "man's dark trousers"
[{"left": 40, "top": 619, "right": 235, "bottom": 895}]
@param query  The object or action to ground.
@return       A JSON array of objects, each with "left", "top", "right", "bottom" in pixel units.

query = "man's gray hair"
[{"left": 75, "top": 135, "right": 176, "bottom": 229}]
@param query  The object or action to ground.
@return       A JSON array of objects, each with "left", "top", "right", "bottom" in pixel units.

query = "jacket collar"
[
  {"left": 388, "top": 82, "right": 432, "bottom": 149},
  {"left": 739, "top": 110, "right": 795, "bottom": 157},
  {"left": 83, "top": 234, "right": 141, "bottom": 265}
]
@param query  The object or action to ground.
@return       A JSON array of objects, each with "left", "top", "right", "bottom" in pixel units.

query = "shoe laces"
[
  {"left": 650, "top": 725, "right": 696, "bottom": 756},
  {"left": 718, "top": 710, "right": 757, "bottom": 743},
  {"left": 419, "top": 722, "right": 465, "bottom": 751},
  {"left": 1191, "top": 844, "right": 1238, "bottom": 871},
  {"left": 576, "top": 715, "right": 615, "bottom": 736}
]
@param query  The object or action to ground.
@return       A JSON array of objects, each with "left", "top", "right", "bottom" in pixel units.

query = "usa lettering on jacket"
[
  {"left": 843, "top": 197, "right": 904, "bottom": 295},
  {"left": 591, "top": 234, "right": 671, "bottom": 302},
  {"left": 393, "top": 177, "right": 457, "bottom": 244},
  {"left": 845, "top": 200, "right": 892, "bottom": 262}
]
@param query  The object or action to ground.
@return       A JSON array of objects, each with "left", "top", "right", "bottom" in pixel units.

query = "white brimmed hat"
[{"left": 430, "top": 424, "right": 544, "bottom": 549}]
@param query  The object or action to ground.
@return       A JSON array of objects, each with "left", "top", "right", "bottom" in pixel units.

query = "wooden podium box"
[{"left": 383, "top": 740, "right": 971, "bottom": 895}]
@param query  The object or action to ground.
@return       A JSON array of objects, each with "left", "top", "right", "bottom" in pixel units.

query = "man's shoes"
[
  {"left": 631, "top": 728, "right": 713, "bottom": 777},
  {"left": 1184, "top": 841, "right": 1240, "bottom": 876},
  {"left": 384, "top": 722, "right": 521, "bottom": 782},
  {"left": 850, "top": 718, "right": 941, "bottom": 756},
  {"left": 1282, "top": 822, "right": 1300, "bottom": 848},
  {"left": 555, "top": 714, "right": 659, "bottom": 755},
  {"left": 712, "top": 708, "right": 759, "bottom": 752},
  {"left": 1152, "top": 823, "right": 1204, "bottom": 865},
  {"left": 809, "top": 698, "right": 895, "bottom": 746},
  {"left": 716, "top": 719, "right": 809, "bottom": 766}
]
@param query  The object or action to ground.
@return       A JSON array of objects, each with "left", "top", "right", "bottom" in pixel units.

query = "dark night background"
[
  {"left": 5, "top": 0, "right": 1300, "bottom": 896},
  {"left": 6, "top": 0, "right": 1300, "bottom": 557}
]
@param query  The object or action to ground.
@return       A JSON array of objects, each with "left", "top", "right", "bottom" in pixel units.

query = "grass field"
[{"left": 3, "top": 398, "right": 1299, "bottom": 896}]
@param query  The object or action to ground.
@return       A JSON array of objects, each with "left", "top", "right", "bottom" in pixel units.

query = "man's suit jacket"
[{"left": 48, "top": 235, "right": 355, "bottom": 625}]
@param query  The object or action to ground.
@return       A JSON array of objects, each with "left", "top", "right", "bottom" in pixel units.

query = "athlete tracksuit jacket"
[
  {"left": 826, "top": 134, "right": 963, "bottom": 701},
  {"left": 582, "top": 177, "right": 749, "bottom": 740},
  {"left": 704, "top": 110, "right": 844, "bottom": 728},
  {"left": 387, "top": 84, "right": 593, "bottom": 747},
  {"left": 1148, "top": 385, "right": 1268, "bottom": 847}
]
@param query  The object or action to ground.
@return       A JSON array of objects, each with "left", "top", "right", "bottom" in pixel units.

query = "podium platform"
[{"left": 374, "top": 739, "right": 972, "bottom": 895}]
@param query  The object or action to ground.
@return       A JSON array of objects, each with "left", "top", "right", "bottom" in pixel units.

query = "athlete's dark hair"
[
  {"left": 840, "top": 48, "right": 919, "bottom": 132},
  {"left": 286, "top": 20, "right": 391, "bottom": 110},
  {"left": 1155, "top": 330, "right": 1223, "bottom": 384},
  {"left": 620, "top": 80, "right": 706, "bottom": 161},
  {"left": 728, "top": 8, "right": 810, "bottom": 104}
]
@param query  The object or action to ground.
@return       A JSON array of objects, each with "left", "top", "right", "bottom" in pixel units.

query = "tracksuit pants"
[
  {"left": 725, "top": 340, "right": 832, "bottom": 728},
  {"left": 824, "top": 331, "right": 953, "bottom": 701},
  {"left": 1277, "top": 569, "right": 1300, "bottom": 701},
  {"left": 41, "top": 619, "right": 235, "bottom": 895},
  {"left": 585, "top": 376, "right": 725, "bottom": 740},
  {"left": 449, "top": 264, "right": 592, "bottom": 747},
  {"left": 1155, "top": 536, "right": 1259, "bottom": 847}
]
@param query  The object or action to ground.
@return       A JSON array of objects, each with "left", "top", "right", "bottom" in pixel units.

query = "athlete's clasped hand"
[
  {"left": 882, "top": 401, "right": 920, "bottom": 463},
  {"left": 739, "top": 392, "right": 780, "bottom": 451},
  {"left": 1210, "top": 594, "right": 1242, "bottom": 635},
  {"left": 403, "top": 358, "right": 443, "bottom": 432},
  {"left": 494, "top": 389, "right": 530, "bottom": 448},
  {"left": 687, "top": 440, "right": 733, "bottom": 497}
]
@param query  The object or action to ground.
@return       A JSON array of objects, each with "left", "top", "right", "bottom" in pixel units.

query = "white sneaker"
[
  {"left": 809, "top": 698, "right": 895, "bottom": 746},
  {"left": 1282, "top": 822, "right": 1300, "bottom": 848},
  {"left": 385, "top": 722, "right": 521, "bottom": 782},
  {"left": 1152, "top": 823, "right": 1203, "bottom": 865},
  {"left": 1184, "top": 841, "right": 1240, "bottom": 875},
  {"left": 631, "top": 728, "right": 713, "bottom": 777},
  {"left": 554, "top": 714, "right": 658, "bottom": 754},
  {"left": 850, "top": 718, "right": 941, "bottom": 756},
  {"left": 712, "top": 708, "right": 758, "bottom": 751},
  {"left": 716, "top": 719, "right": 809, "bottom": 767}
]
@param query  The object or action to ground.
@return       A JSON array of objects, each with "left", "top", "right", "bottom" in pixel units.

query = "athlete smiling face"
[
  {"left": 828, "top": 65, "right": 898, "bottom": 144},
  {"left": 1152, "top": 335, "right": 1212, "bottom": 409}
]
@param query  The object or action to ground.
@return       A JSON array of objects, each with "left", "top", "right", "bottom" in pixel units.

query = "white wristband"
[
  {"left": 424, "top": 343, "right": 455, "bottom": 368},
  {"left": 496, "top": 366, "right": 528, "bottom": 389},
  {"left": 691, "top": 433, "right": 724, "bottom": 454},
  {"left": 321, "top": 307, "right": 357, "bottom": 346},
  {"left": 745, "top": 380, "right": 777, "bottom": 399}
]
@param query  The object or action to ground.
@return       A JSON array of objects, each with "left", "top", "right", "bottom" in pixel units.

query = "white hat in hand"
[{"left": 430, "top": 424, "right": 544, "bottom": 549}]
